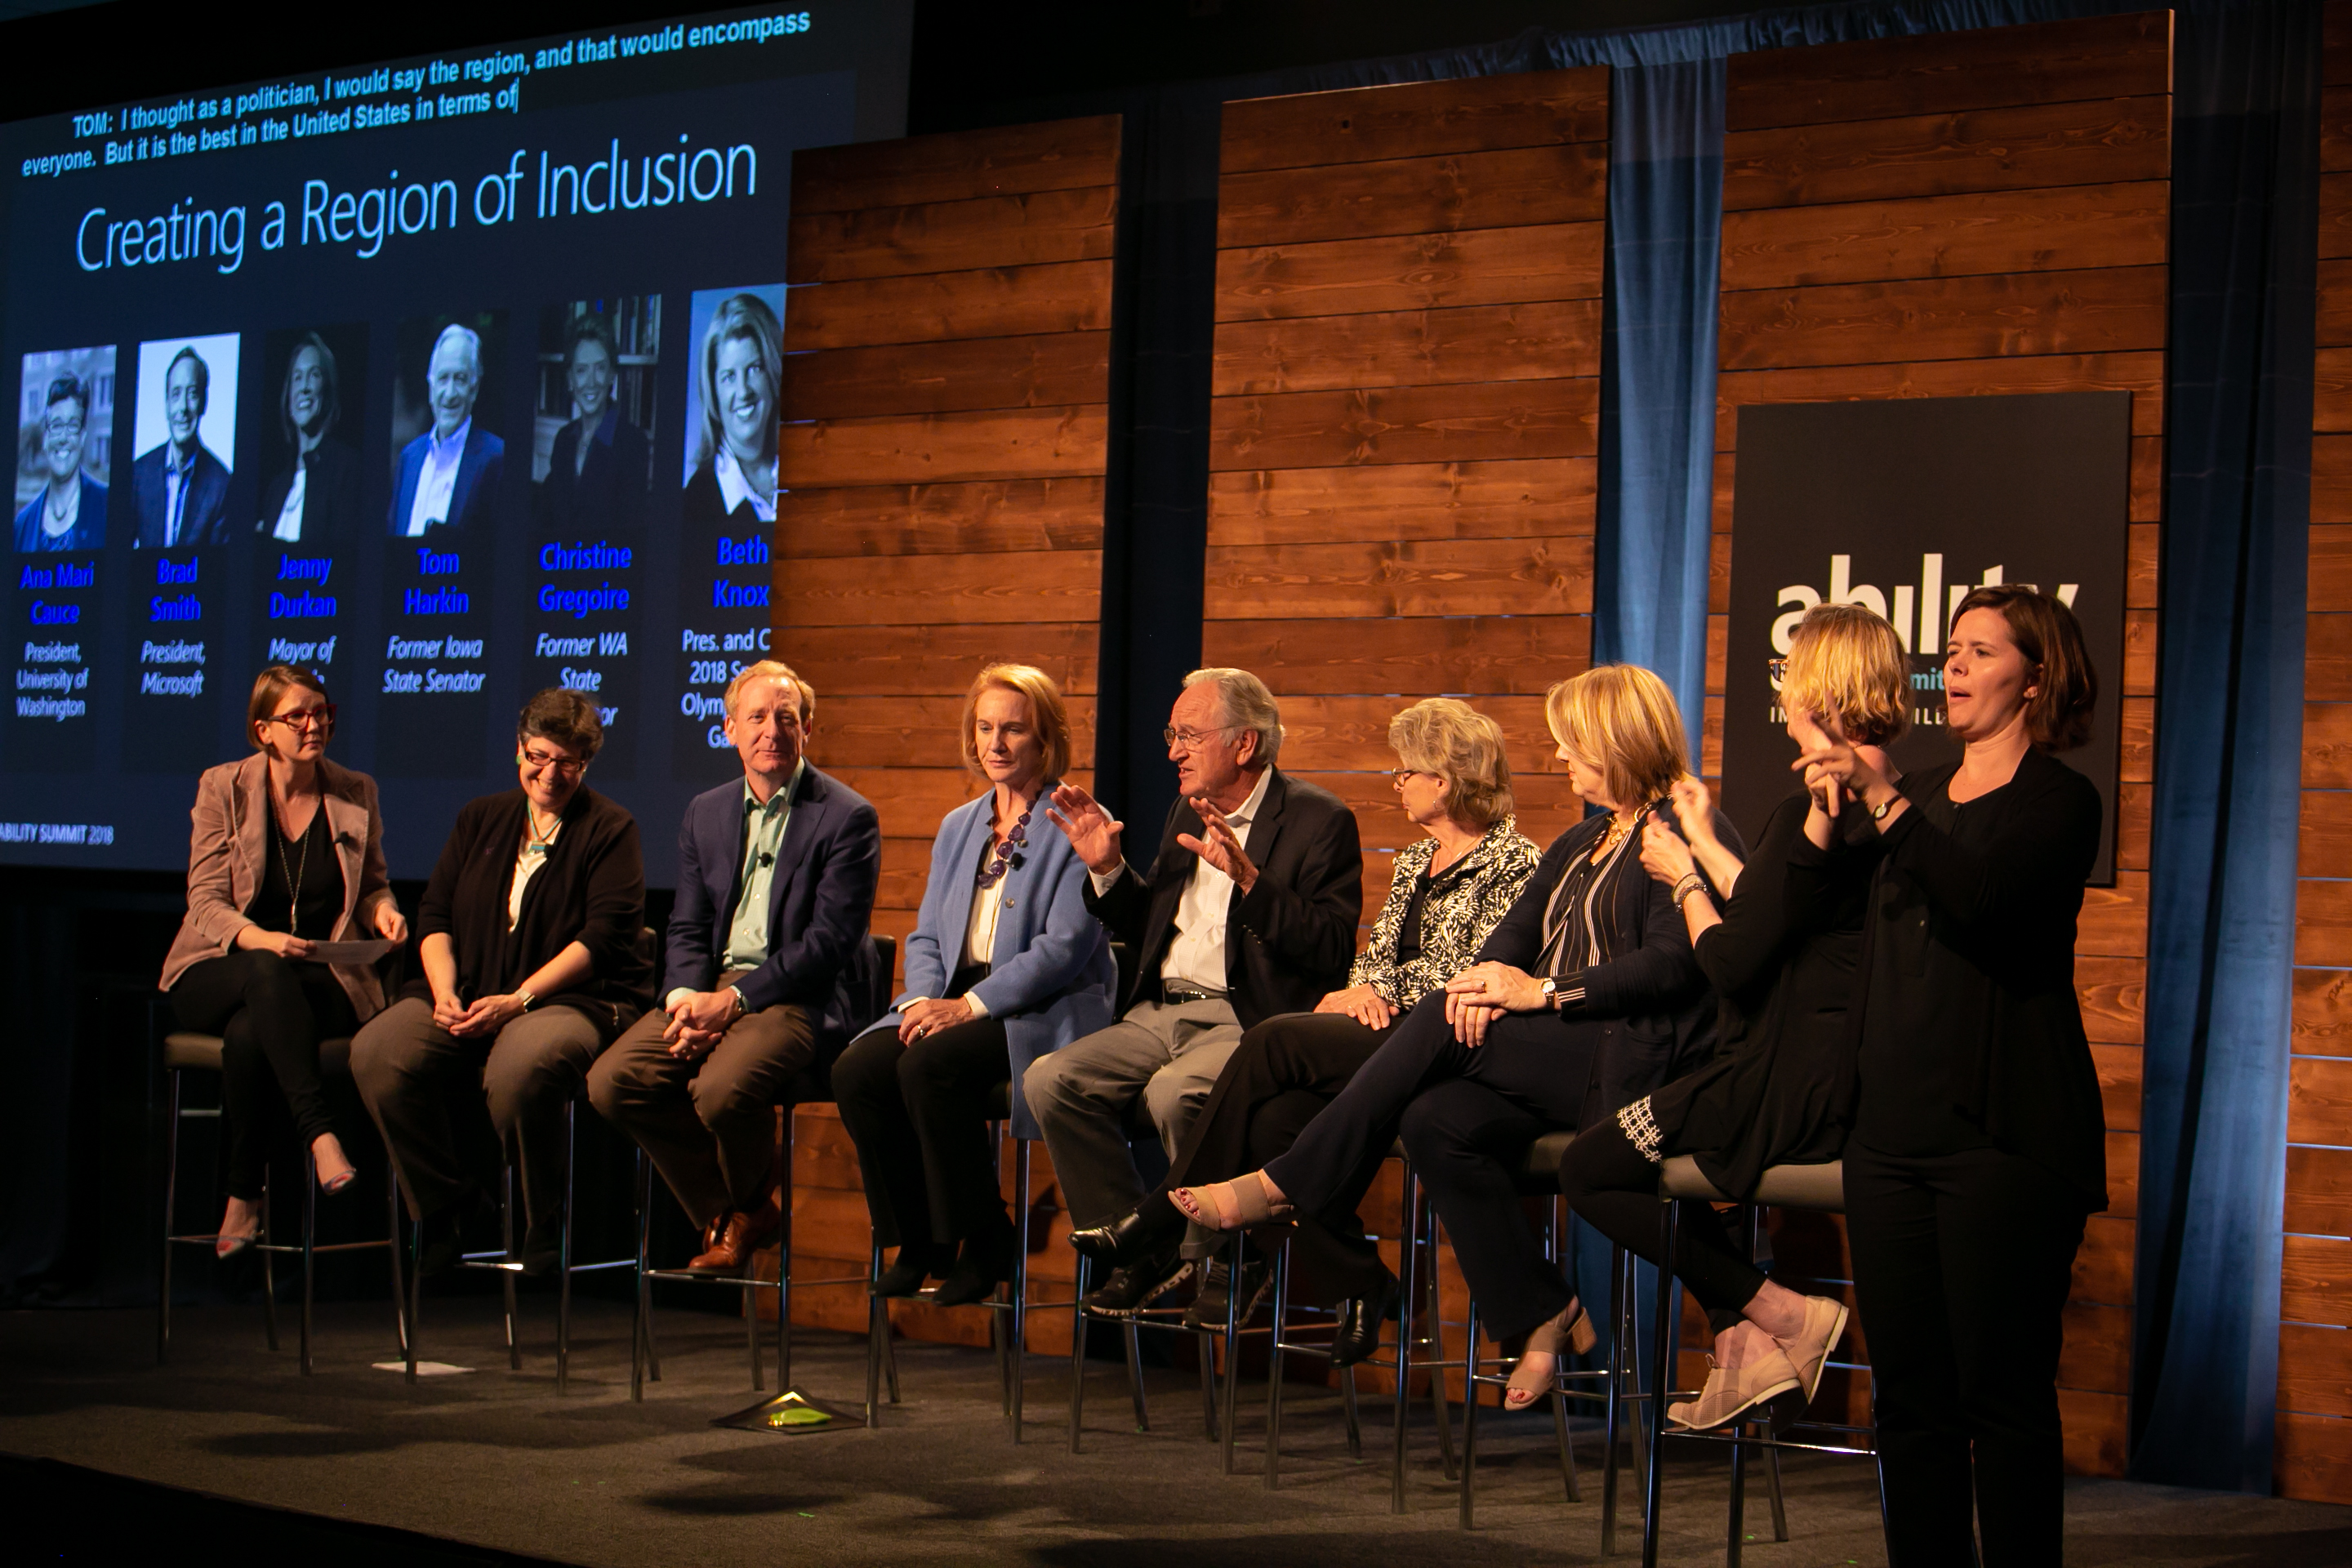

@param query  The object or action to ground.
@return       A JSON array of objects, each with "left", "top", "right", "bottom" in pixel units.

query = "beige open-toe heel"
[
  {"left": 1169, "top": 1171, "right": 1288, "bottom": 1232},
  {"left": 1503, "top": 1302, "right": 1597, "bottom": 1410}
]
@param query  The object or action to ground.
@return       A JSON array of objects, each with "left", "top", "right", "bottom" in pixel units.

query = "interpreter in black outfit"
[
  {"left": 1557, "top": 603, "right": 1909, "bottom": 1432},
  {"left": 1794, "top": 585, "right": 2105, "bottom": 1568},
  {"left": 352, "top": 690, "right": 654, "bottom": 1277},
  {"left": 1173, "top": 665, "right": 1740, "bottom": 1406},
  {"left": 159, "top": 667, "right": 408, "bottom": 1256},
  {"left": 1069, "top": 699, "right": 1540, "bottom": 1345}
]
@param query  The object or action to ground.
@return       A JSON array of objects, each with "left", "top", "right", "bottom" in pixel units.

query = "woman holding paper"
[{"left": 160, "top": 666, "right": 408, "bottom": 1255}]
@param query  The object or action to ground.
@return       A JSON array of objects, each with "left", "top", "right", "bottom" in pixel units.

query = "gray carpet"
[{"left": 0, "top": 1295, "right": 2344, "bottom": 1566}]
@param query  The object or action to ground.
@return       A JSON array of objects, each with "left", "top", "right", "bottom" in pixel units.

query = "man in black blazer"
[
  {"left": 589, "top": 661, "right": 880, "bottom": 1271},
  {"left": 1035, "top": 667, "right": 1361, "bottom": 1311}
]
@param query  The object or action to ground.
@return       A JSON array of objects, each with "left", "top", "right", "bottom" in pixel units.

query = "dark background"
[{"left": 0, "top": 0, "right": 1788, "bottom": 1310}]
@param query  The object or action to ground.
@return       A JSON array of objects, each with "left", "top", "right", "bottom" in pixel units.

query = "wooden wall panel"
[
  {"left": 1716, "top": 11, "right": 2169, "bottom": 1481},
  {"left": 2287, "top": 1, "right": 2352, "bottom": 1502},
  {"left": 768, "top": 115, "right": 1120, "bottom": 1354},
  {"left": 1209, "top": 67, "right": 1606, "bottom": 893}
]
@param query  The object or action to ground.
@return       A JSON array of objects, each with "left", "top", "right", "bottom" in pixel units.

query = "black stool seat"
[
  {"left": 1514, "top": 1128, "right": 1579, "bottom": 1189},
  {"left": 163, "top": 1031, "right": 355, "bottom": 1076},
  {"left": 1661, "top": 1156, "right": 1843, "bottom": 1214}
]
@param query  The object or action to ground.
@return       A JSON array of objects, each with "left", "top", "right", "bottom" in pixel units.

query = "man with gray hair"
[
  {"left": 1036, "top": 667, "right": 1362, "bottom": 1314},
  {"left": 390, "top": 322, "right": 505, "bottom": 536}
]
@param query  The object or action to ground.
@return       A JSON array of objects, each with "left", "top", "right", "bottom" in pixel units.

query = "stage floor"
[{"left": 1, "top": 1295, "right": 2345, "bottom": 1566}]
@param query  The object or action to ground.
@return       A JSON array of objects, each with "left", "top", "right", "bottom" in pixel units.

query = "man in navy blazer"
[
  {"left": 589, "top": 662, "right": 882, "bottom": 1270},
  {"left": 131, "top": 346, "right": 233, "bottom": 548},
  {"left": 389, "top": 323, "right": 505, "bottom": 536}
]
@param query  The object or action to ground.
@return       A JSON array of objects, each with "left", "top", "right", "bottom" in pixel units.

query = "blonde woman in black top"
[
  {"left": 1795, "top": 585, "right": 2104, "bottom": 1568},
  {"left": 1556, "top": 603, "right": 1904, "bottom": 1429},
  {"left": 1070, "top": 698, "right": 1538, "bottom": 1344}
]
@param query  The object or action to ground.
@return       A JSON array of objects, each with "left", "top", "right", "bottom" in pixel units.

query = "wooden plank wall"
[
  {"left": 1713, "top": 12, "right": 2172, "bottom": 1476},
  {"left": 764, "top": 116, "right": 1124, "bottom": 1352},
  {"left": 2287, "top": 0, "right": 2352, "bottom": 1506},
  {"left": 1203, "top": 69, "right": 1609, "bottom": 1399}
]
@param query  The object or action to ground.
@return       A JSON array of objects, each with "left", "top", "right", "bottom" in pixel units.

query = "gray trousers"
[
  {"left": 350, "top": 996, "right": 603, "bottom": 1229},
  {"left": 1023, "top": 996, "right": 1243, "bottom": 1244}
]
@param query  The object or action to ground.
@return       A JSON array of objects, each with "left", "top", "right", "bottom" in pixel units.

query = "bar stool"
[
  {"left": 1456, "top": 1128, "right": 1682, "bottom": 1550},
  {"left": 1067, "top": 1227, "right": 1254, "bottom": 1462},
  {"left": 630, "top": 933, "right": 897, "bottom": 1409},
  {"left": 1642, "top": 1156, "right": 1881, "bottom": 1568},
  {"left": 1258, "top": 1144, "right": 1462, "bottom": 1510},
  {"left": 158, "top": 1027, "right": 408, "bottom": 1374},
  {"left": 862, "top": 1080, "right": 1084, "bottom": 1438}
]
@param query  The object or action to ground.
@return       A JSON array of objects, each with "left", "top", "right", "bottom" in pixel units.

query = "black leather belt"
[{"left": 1160, "top": 981, "right": 1226, "bottom": 1005}]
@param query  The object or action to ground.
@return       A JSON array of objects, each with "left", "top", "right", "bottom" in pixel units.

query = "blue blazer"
[
  {"left": 13, "top": 474, "right": 108, "bottom": 552},
  {"left": 876, "top": 787, "right": 1116, "bottom": 1140},
  {"left": 130, "top": 443, "right": 231, "bottom": 547},
  {"left": 669, "top": 763, "right": 883, "bottom": 1074},
  {"left": 389, "top": 425, "right": 504, "bottom": 536}
]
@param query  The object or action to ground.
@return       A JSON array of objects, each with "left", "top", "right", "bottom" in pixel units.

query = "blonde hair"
[
  {"left": 1544, "top": 665, "right": 1690, "bottom": 809},
  {"left": 1780, "top": 603, "right": 1911, "bottom": 746},
  {"left": 960, "top": 662, "right": 1074, "bottom": 782},
  {"left": 1388, "top": 697, "right": 1513, "bottom": 829},
  {"left": 724, "top": 659, "right": 813, "bottom": 728},
  {"left": 247, "top": 664, "right": 330, "bottom": 751}
]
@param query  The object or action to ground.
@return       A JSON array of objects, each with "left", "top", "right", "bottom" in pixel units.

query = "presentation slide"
[{"left": 0, "top": 3, "right": 910, "bottom": 882}]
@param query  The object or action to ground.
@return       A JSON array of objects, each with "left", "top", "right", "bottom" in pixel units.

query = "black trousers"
[
  {"left": 1265, "top": 992, "right": 1594, "bottom": 1343},
  {"left": 1154, "top": 1010, "right": 1393, "bottom": 1303},
  {"left": 171, "top": 951, "right": 360, "bottom": 1201},
  {"left": 1556, "top": 1118, "right": 1768, "bottom": 1334},
  {"left": 833, "top": 1015, "right": 1014, "bottom": 1255},
  {"left": 1843, "top": 1141, "right": 2087, "bottom": 1568}
]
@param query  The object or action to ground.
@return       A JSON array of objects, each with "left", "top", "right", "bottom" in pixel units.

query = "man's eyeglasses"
[
  {"left": 1164, "top": 724, "right": 1236, "bottom": 751},
  {"left": 519, "top": 746, "right": 589, "bottom": 777},
  {"left": 262, "top": 706, "right": 336, "bottom": 733}
]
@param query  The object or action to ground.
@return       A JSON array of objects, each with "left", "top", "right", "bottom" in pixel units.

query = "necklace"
[
  {"left": 523, "top": 804, "right": 562, "bottom": 863},
  {"left": 46, "top": 486, "right": 74, "bottom": 523},
  {"left": 977, "top": 805, "right": 1031, "bottom": 891},
  {"left": 275, "top": 804, "right": 313, "bottom": 936},
  {"left": 1591, "top": 813, "right": 1636, "bottom": 863}
]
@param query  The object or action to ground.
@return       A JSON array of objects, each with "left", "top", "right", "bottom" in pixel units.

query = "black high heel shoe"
[
  {"left": 1067, "top": 1192, "right": 1187, "bottom": 1267},
  {"left": 875, "top": 1244, "right": 951, "bottom": 1298}
]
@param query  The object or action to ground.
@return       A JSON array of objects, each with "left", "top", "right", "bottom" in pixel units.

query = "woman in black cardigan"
[
  {"left": 353, "top": 689, "right": 653, "bottom": 1277},
  {"left": 1796, "top": 585, "right": 2104, "bottom": 1568},
  {"left": 1557, "top": 603, "right": 1909, "bottom": 1432},
  {"left": 1174, "top": 665, "right": 1772, "bottom": 1406}
]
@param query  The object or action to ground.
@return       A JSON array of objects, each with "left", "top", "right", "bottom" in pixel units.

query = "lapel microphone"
[{"left": 758, "top": 850, "right": 775, "bottom": 868}]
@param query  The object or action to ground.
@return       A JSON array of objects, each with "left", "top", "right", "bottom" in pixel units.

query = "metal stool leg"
[
  {"left": 865, "top": 1242, "right": 887, "bottom": 1428},
  {"left": 632, "top": 1152, "right": 653, "bottom": 1403},
  {"left": 1641, "top": 1198, "right": 1682, "bottom": 1568},
  {"left": 1726, "top": 1418, "right": 1750, "bottom": 1568},
  {"left": 1341, "top": 1362, "right": 1363, "bottom": 1459},
  {"left": 405, "top": 1210, "right": 424, "bottom": 1385},
  {"left": 772, "top": 1107, "right": 794, "bottom": 1395},
  {"left": 301, "top": 1151, "right": 318, "bottom": 1376},
  {"left": 260, "top": 1170, "right": 279, "bottom": 1352},
  {"left": 1601, "top": 1245, "right": 1628, "bottom": 1556},
  {"left": 1067, "top": 1256, "right": 1089, "bottom": 1452},
  {"left": 1120, "top": 1320, "right": 1148, "bottom": 1431},
  {"left": 500, "top": 1165, "right": 520, "bottom": 1371},
  {"left": 1197, "top": 1324, "right": 1220, "bottom": 1440},
  {"left": 1009, "top": 1139, "right": 1032, "bottom": 1439},
  {"left": 158, "top": 1068, "right": 182, "bottom": 1365},
  {"left": 1391, "top": 1168, "right": 1419, "bottom": 1512},
  {"left": 1264, "top": 1235, "right": 1290, "bottom": 1489},
  {"left": 1766, "top": 1441, "right": 1789, "bottom": 1541},
  {"left": 1218, "top": 1232, "right": 1244, "bottom": 1477},
  {"left": 1423, "top": 1197, "right": 1457, "bottom": 1481},
  {"left": 1459, "top": 1298, "right": 1483, "bottom": 1530},
  {"left": 387, "top": 1159, "right": 410, "bottom": 1361},
  {"left": 557, "top": 1104, "right": 577, "bottom": 1394}
]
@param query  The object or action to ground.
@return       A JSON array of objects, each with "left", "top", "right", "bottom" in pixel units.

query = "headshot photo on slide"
[
  {"left": 534, "top": 296, "right": 658, "bottom": 535},
  {"left": 681, "top": 284, "right": 782, "bottom": 529},
  {"left": 128, "top": 332, "right": 239, "bottom": 550},
  {"left": 389, "top": 310, "right": 506, "bottom": 537},
  {"left": 257, "top": 325, "right": 367, "bottom": 546},
  {"left": 12, "top": 345, "right": 115, "bottom": 554}
]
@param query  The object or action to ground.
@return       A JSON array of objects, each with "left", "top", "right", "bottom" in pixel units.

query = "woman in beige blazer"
[{"left": 159, "top": 666, "right": 407, "bottom": 1255}]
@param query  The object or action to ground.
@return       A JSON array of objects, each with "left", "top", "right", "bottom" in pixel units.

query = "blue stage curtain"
[{"left": 2132, "top": 0, "right": 2319, "bottom": 1495}]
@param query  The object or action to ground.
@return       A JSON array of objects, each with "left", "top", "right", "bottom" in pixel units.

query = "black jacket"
[
  {"left": 256, "top": 439, "right": 362, "bottom": 545},
  {"left": 1476, "top": 807, "right": 1743, "bottom": 1119},
  {"left": 1084, "top": 768, "right": 1362, "bottom": 1028},
  {"left": 408, "top": 785, "right": 654, "bottom": 1042},
  {"left": 538, "top": 408, "right": 650, "bottom": 535}
]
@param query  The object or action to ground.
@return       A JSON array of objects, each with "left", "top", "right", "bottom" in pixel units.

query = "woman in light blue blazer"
[{"left": 833, "top": 664, "right": 1116, "bottom": 1306}]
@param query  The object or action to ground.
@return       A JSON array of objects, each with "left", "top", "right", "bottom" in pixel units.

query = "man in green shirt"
[{"left": 589, "top": 662, "right": 882, "bottom": 1271}]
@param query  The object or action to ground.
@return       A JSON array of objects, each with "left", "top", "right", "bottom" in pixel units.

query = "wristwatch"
[
  {"left": 1870, "top": 794, "right": 1899, "bottom": 822},
  {"left": 728, "top": 985, "right": 749, "bottom": 1018},
  {"left": 514, "top": 989, "right": 537, "bottom": 1013},
  {"left": 1539, "top": 978, "right": 1561, "bottom": 1009}
]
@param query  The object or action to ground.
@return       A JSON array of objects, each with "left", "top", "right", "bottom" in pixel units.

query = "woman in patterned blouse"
[{"left": 1069, "top": 698, "right": 1539, "bottom": 1346}]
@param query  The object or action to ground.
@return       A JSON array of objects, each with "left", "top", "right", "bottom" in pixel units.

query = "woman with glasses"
[
  {"left": 833, "top": 664, "right": 1116, "bottom": 1305},
  {"left": 1071, "top": 698, "right": 1539, "bottom": 1347},
  {"left": 352, "top": 689, "right": 653, "bottom": 1277},
  {"left": 160, "top": 666, "right": 407, "bottom": 1254}
]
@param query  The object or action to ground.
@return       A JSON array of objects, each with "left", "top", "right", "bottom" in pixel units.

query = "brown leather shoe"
[{"left": 687, "top": 1205, "right": 784, "bottom": 1272}]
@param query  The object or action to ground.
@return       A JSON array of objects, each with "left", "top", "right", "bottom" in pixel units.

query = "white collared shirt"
[
  {"left": 1093, "top": 768, "right": 1272, "bottom": 996},
  {"left": 273, "top": 463, "right": 308, "bottom": 541},
  {"left": 405, "top": 419, "right": 470, "bottom": 537},
  {"left": 714, "top": 447, "right": 777, "bottom": 523}
]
